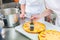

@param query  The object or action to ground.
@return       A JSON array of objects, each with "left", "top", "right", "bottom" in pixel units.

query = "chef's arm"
[
  {"left": 39, "top": 9, "right": 53, "bottom": 18},
  {"left": 20, "top": 4, "right": 25, "bottom": 14}
]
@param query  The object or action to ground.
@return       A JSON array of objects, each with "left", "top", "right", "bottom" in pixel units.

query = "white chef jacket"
[
  {"left": 45, "top": 0, "right": 60, "bottom": 26},
  {"left": 19, "top": 0, "right": 45, "bottom": 22},
  {"left": 19, "top": 0, "right": 45, "bottom": 14}
]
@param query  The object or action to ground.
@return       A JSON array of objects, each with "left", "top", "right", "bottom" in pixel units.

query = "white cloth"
[
  {"left": 19, "top": 0, "right": 45, "bottom": 14},
  {"left": 45, "top": 0, "right": 60, "bottom": 26}
]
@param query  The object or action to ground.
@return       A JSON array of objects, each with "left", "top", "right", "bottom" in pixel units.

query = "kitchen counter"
[
  {"left": 1, "top": 18, "right": 60, "bottom": 40},
  {"left": 15, "top": 18, "right": 60, "bottom": 40},
  {"left": 1, "top": 28, "right": 30, "bottom": 40}
]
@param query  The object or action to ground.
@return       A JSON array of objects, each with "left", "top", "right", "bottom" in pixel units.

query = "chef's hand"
[
  {"left": 31, "top": 14, "right": 40, "bottom": 21},
  {"left": 20, "top": 13, "right": 25, "bottom": 19}
]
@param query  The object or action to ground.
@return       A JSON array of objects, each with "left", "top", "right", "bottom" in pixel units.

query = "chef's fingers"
[{"left": 31, "top": 16, "right": 37, "bottom": 20}]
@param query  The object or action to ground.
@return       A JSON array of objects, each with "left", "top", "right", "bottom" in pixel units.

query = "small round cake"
[
  {"left": 38, "top": 30, "right": 60, "bottom": 40},
  {"left": 23, "top": 21, "right": 46, "bottom": 33}
]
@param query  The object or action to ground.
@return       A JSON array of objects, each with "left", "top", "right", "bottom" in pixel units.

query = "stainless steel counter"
[{"left": 2, "top": 28, "right": 30, "bottom": 40}]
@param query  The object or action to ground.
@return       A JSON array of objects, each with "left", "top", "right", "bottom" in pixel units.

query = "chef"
[
  {"left": 19, "top": 0, "right": 47, "bottom": 22},
  {"left": 31, "top": 0, "right": 60, "bottom": 27}
]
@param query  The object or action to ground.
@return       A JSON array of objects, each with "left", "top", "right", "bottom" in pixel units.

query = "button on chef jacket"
[{"left": 45, "top": 0, "right": 60, "bottom": 26}]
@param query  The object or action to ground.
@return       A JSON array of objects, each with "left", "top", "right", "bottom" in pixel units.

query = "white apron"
[{"left": 45, "top": 0, "right": 60, "bottom": 27}]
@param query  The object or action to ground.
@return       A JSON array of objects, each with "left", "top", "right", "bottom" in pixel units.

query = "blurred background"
[
  {"left": 0, "top": 0, "right": 56, "bottom": 28},
  {"left": 0, "top": 0, "right": 57, "bottom": 40}
]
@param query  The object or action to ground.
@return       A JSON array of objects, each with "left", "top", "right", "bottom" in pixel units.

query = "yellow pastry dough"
[
  {"left": 38, "top": 30, "right": 60, "bottom": 40},
  {"left": 23, "top": 21, "right": 46, "bottom": 33}
]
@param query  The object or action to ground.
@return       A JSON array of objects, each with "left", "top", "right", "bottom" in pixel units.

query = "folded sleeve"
[{"left": 19, "top": 0, "right": 26, "bottom": 4}]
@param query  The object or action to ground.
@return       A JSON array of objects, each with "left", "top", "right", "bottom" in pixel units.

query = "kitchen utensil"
[
  {"left": 2, "top": 8, "right": 20, "bottom": 27},
  {"left": 30, "top": 19, "right": 34, "bottom": 31}
]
